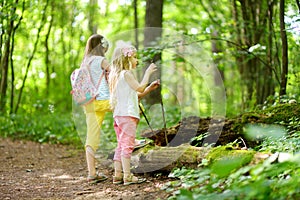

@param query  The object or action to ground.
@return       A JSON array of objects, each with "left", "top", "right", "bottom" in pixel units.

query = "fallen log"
[
  {"left": 141, "top": 104, "right": 300, "bottom": 148},
  {"left": 131, "top": 144, "right": 210, "bottom": 173},
  {"left": 131, "top": 143, "right": 277, "bottom": 174},
  {"left": 130, "top": 104, "right": 300, "bottom": 173},
  {"left": 140, "top": 116, "right": 242, "bottom": 147}
]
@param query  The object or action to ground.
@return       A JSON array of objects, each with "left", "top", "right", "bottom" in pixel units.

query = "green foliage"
[
  {"left": 1, "top": 1, "right": 300, "bottom": 198},
  {"left": 165, "top": 153, "right": 300, "bottom": 200},
  {"left": 0, "top": 112, "right": 81, "bottom": 146},
  {"left": 257, "top": 131, "right": 300, "bottom": 154},
  {"left": 164, "top": 107, "right": 300, "bottom": 200},
  {"left": 227, "top": 103, "right": 300, "bottom": 143},
  {"left": 1, "top": 0, "right": 300, "bottom": 117},
  {"left": 206, "top": 145, "right": 255, "bottom": 177},
  {"left": 260, "top": 102, "right": 300, "bottom": 126}
]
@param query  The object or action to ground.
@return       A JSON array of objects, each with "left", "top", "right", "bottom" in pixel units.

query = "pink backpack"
[{"left": 70, "top": 61, "right": 105, "bottom": 106}]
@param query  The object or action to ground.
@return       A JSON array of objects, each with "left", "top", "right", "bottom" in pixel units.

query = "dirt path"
[{"left": 0, "top": 138, "right": 171, "bottom": 200}]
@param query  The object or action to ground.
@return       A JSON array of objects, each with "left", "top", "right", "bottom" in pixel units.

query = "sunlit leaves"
[
  {"left": 165, "top": 153, "right": 300, "bottom": 200},
  {"left": 244, "top": 124, "right": 286, "bottom": 141}
]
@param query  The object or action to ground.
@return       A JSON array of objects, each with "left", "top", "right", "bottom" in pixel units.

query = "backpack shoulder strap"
[
  {"left": 95, "top": 70, "right": 105, "bottom": 89},
  {"left": 84, "top": 56, "right": 106, "bottom": 90}
]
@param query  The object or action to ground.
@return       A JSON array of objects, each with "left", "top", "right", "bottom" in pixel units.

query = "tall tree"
[
  {"left": 232, "top": 0, "right": 279, "bottom": 107},
  {"left": 265, "top": 0, "right": 276, "bottom": 104},
  {"left": 134, "top": 0, "right": 139, "bottom": 49},
  {"left": 9, "top": 0, "right": 25, "bottom": 114},
  {"left": 143, "top": 0, "right": 163, "bottom": 105},
  {"left": 44, "top": 1, "right": 54, "bottom": 96},
  {"left": 0, "top": 0, "right": 4, "bottom": 64},
  {"left": 296, "top": 0, "right": 300, "bottom": 13},
  {"left": 0, "top": 0, "right": 18, "bottom": 112},
  {"left": 279, "top": 0, "right": 288, "bottom": 96}
]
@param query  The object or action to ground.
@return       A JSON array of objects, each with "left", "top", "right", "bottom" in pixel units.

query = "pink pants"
[{"left": 113, "top": 116, "right": 139, "bottom": 161}]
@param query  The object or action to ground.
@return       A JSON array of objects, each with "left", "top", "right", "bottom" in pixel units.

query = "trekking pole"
[
  {"left": 159, "top": 88, "right": 169, "bottom": 146},
  {"left": 149, "top": 59, "right": 168, "bottom": 145},
  {"left": 139, "top": 103, "right": 155, "bottom": 134}
]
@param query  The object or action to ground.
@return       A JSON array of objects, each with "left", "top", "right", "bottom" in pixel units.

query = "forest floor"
[{"left": 0, "top": 138, "right": 171, "bottom": 200}]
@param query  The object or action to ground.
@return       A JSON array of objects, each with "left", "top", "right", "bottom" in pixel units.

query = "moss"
[
  {"left": 262, "top": 104, "right": 300, "bottom": 124},
  {"left": 184, "top": 146, "right": 201, "bottom": 159},
  {"left": 181, "top": 145, "right": 210, "bottom": 163},
  {"left": 139, "top": 143, "right": 156, "bottom": 154},
  {"left": 205, "top": 145, "right": 255, "bottom": 177},
  {"left": 206, "top": 146, "right": 255, "bottom": 167},
  {"left": 241, "top": 112, "right": 263, "bottom": 124},
  {"left": 228, "top": 104, "right": 300, "bottom": 143}
]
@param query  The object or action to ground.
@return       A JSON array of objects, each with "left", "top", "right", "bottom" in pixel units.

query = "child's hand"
[
  {"left": 148, "top": 79, "right": 160, "bottom": 91},
  {"left": 145, "top": 63, "right": 157, "bottom": 75}
]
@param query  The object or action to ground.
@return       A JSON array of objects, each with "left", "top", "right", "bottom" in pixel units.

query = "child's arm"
[
  {"left": 125, "top": 63, "right": 157, "bottom": 93},
  {"left": 138, "top": 79, "right": 160, "bottom": 99},
  {"left": 101, "top": 59, "right": 110, "bottom": 71}
]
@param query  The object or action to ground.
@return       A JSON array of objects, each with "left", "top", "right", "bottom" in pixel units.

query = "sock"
[
  {"left": 121, "top": 156, "right": 131, "bottom": 178},
  {"left": 114, "top": 161, "right": 123, "bottom": 177},
  {"left": 86, "top": 146, "right": 96, "bottom": 177}
]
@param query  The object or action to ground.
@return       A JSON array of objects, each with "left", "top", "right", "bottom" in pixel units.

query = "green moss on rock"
[
  {"left": 207, "top": 146, "right": 254, "bottom": 163},
  {"left": 206, "top": 145, "right": 255, "bottom": 177}
]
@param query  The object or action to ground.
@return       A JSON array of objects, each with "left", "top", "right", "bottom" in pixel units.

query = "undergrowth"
[
  {"left": 163, "top": 155, "right": 300, "bottom": 200},
  {"left": 0, "top": 113, "right": 82, "bottom": 146},
  {"left": 163, "top": 132, "right": 300, "bottom": 200},
  {"left": 1, "top": 101, "right": 300, "bottom": 200},
  {"left": 162, "top": 102, "right": 300, "bottom": 200}
]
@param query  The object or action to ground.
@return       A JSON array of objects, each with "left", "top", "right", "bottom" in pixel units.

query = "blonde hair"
[{"left": 109, "top": 45, "right": 137, "bottom": 109}]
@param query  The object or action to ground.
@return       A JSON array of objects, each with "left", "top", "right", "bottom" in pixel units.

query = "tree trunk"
[
  {"left": 264, "top": 1, "right": 276, "bottom": 104},
  {"left": 134, "top": 0, "right": 139, "bottom": 49},
  {"left": 143, "top": 0, "right": 163, "bottom": 105},
  {"left": 131, "top": 143, "right": 272, "bottom": 173},
  {"left": 0, "top": 0, "right": 18, "bottom": 113},
  {"left": 296, "top": 0, "right": 300, "bottom": 14},
  {"left": 279, "top": 0, "right": 288, "bottom": 96},
  {"left": 234, "top": 0, "right": 276, "bottom": 106},
  {"left": 9, "top": 1, "right": 25, "bottom": 114},
  {"left": 211, "top": 29, "right": 224, "bottom": 85},
  {"left": 0, "top": 0, "right": 4, "bottom": 65},
  {"left": 44, "top": 6, "right": 53, "bottom": 96}
]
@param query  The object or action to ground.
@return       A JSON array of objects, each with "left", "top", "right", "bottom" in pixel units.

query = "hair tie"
[
  {"left": 101, "top": 37, "right": 109, "bottom": 49},
  {"left": 122, "top": 47, "right": 136, "bottom": 57}
]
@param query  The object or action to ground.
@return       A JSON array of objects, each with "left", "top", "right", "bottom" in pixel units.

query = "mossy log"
[
  {"left": 131, "top": 143, "right": 274, "bottom": 173},
  {"left": 140, "top": 103, "right": 300, "bottom": 148},
  {"left": 131, "top": 144, "right": 210, "bottom": 173},
  {"left": 129, "top": 104, "right": 300, "bottom": 173},
  {"left": 140, "top": 116, "right": 249, "bottom": 147}
]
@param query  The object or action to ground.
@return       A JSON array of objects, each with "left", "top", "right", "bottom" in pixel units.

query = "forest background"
[
  {"left": 1, "top": 0, "right": 300, "bottom": 199},
  {"left": 1, "top": 0, "right": 300, "bottom": 149}
]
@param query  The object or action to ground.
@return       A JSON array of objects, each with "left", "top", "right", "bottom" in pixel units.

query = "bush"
[{"left": 0, "top": 113, "right": 81, "bottom": 146}]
